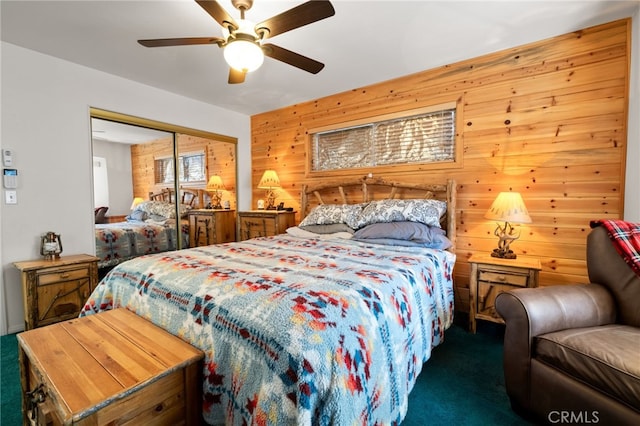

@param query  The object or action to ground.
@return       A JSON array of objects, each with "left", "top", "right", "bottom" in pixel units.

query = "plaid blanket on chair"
[{"left": 591, "top": 219, "right": 640, "bottom": 277}]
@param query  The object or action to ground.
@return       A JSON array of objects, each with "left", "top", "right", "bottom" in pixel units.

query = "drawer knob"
[
  {"left": 497, "top": 275, "right": 507, "bottom": 282},
  {"left": 59, "top": 272, "right": 70, "bottom": 279}
]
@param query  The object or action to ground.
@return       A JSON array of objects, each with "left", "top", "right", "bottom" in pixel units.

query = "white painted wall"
[
  {"left": 624, "top": 7, "right": 640, "bottom": 222},
  {"left": 0, "top": 42, "right": 252, "bottom": 334},
  {"left": 92, "top": 156, "right": 110, "bottom": 209},
  {"left": 92, "top": 140, "right": 135, "bottom": 216}
]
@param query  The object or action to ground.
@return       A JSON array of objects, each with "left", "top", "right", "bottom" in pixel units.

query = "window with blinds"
[
  {"left": 155, "top": 152, "right": 205, "bottom": 184},
  {"left": 311, "top": 105, "right": 457, "bottom": 172}
]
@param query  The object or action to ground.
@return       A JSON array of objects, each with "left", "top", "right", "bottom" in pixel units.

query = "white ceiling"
[{"left": 2, "top": 0, "right": 638, "bottom": 119}]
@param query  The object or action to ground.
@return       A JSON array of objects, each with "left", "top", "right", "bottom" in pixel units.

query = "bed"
[
  {"left": 94, "top": 188, "right": 197, "bottom": 269},
  {"left": 82, "top": 177, "right": 457, "bottom": 425}
]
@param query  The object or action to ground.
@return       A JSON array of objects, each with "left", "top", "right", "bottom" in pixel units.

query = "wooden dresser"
[
  {"left": 18, "top": 308, "right": 203, "bottom": 425},
  {"left": 188, "top": 209, "right": 236, "bottom": 247},
  {"left": 237, "top": 210, "right": 296, "bottom": 241},
  {"left": 13, "top": 254, "right": 99, "bottom": 330}
]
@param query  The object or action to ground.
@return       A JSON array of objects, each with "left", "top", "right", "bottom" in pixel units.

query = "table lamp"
[
  {"left": 206, "top": 175, "right": 225, "bottom": 209},
  {"left": 130, "top": 197, "right": 144, "bottom": 210},
  {"left": 257, "top": 170, "right": 281, "bottom": 210},
  {"left": 484, "top": 191, "right": 532, "bottom": 259}
]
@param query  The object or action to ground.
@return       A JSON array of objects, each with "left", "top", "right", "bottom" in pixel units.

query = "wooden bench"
[{"left": 17, "top": 308, "right": 203, "bottom": 425}]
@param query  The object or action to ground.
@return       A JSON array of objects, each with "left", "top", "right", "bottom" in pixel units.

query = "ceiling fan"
[{"left": 138, "top": 0, "right": 335, "bottom": 84}]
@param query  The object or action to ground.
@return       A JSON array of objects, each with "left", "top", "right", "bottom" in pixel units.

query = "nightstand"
[
  {"left": 237, "top": 210, "right": 296, "bottom": 241},
  {"left": 468, "top": 254, "right": 541, "bottom": 333},
  {"left": 13, "top": 254, "right": 99, "bottom": 330},
  {"left": 188, "top": 209, "right": 236, "bottom": 247}
]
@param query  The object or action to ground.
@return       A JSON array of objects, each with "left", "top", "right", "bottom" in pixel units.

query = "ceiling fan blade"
[
  {"left": 262, "top": 43, "right": 324, "bottom": 74},
  {"left": 196, "top": 0, "right": 238, "bottom": 30},
  {"left": 138, "top": 37, "right": 224, "bottom": 47},
  {"left": 228, "top": 68, "right": 246, "bottom": 84},
  {"left": 255, "top": 0, "right": 335, "bottom": 39}
]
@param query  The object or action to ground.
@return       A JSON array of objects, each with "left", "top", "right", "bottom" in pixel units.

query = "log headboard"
[{"left": 301, "top": 177, "right": 457, "bottom": 252}]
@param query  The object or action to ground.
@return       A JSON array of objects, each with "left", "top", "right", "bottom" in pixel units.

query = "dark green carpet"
[{"left": 0, "top": 319, "right": 533, "bottom": 425}]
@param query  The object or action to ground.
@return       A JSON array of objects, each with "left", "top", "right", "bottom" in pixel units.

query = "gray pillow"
[
  {"left": 353, "top": 221, "right": 452, "bottom": 249},
  {"left": 299, "top": 223, "right": 355, "bottom": 234},
  {"left": 353, "top": 237, "right": 452, "bottom": 250}
]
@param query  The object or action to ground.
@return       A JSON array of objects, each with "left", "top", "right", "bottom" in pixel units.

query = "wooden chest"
[{"left": 17, "top": 309, "right": 203, "bottom": 426}]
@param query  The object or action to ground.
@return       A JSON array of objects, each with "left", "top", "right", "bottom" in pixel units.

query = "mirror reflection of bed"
[{"left": 90, "top": 112, "right": 237, "bottom": 279}]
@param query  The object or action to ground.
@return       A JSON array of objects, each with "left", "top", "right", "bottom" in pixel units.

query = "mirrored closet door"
[{"left": 90, "top": 108, "right": 237, "bottom": 275}]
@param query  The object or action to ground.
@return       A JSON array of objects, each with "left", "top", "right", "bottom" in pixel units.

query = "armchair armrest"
[
  {"left": 495, "top": 284, "right": 615, "bottom": 411},
  {"left": 497, "top": 284, "right": 616, "bottom": 336}
]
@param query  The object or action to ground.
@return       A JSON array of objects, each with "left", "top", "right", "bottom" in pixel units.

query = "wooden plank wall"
[{"left": 250, "top": 19, "right": 630, "bottom": 313}]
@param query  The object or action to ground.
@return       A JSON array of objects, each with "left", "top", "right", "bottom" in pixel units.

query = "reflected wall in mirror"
[{"left": 90, "top": 109, "right": 237, "bottom": 276}]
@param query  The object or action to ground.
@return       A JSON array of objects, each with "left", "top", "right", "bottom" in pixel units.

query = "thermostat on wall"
[{"left": 3, "top": 168, "right": 18, "bottom": 189}]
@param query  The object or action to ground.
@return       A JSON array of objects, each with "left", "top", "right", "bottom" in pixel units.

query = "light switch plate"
[{"left": 5, "top": 190, "right": 17, "bottom": 204}]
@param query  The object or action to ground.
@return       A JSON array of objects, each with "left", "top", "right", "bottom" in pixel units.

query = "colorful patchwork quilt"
[
  {"left": 94, "top": 221, "right": 188, "bottom": 269},
  {"left": 82, "top": 234, "right": 456, "bottom": 425}
]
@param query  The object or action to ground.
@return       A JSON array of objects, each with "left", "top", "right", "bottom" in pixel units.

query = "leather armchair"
[{"left": 495, "top": 224, "right": 640, "bottom": 425}]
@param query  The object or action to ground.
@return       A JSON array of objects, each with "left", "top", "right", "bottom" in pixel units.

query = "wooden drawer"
[
  {"left": 239, "top": 216, "right": 277, "bottom": 239},
  {"left": 18, "top": 309, "right": 203, "bottom": 426},
  {"left": 36, "top": 265, "right": 90, "bottom": 285},
  {"left": 36, "top": 277, "right": 93, "bottom": 327},
  {"left": 476, "top": 282, "right": 519, "bottom": 321},
  {"left": 477, "top": 269, "right": 529, "bottom": 287}
]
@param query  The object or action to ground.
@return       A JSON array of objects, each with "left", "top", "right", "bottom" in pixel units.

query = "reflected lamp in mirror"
[
  {"left": 130, "top": 197, "right": 144, "bottom": 210},
  {"left": 258, "top": 170, "right": 281, "bottom": 210},
  {"left": 484, "top": 192, "right": 532, "bottom": 259},
  {"left": 206, "top": 175, "right": 226, "bottom": 209}
]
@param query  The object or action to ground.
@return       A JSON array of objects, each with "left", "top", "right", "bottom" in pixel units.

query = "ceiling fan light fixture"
[
  {"left": 224, "top": 36, "right": 264, "bottom": 72},
  {"left": 139, "top": 0, "right": 336, "bottom": 83}
]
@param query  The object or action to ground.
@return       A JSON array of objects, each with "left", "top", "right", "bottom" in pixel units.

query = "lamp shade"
[
  {"left": 258, "top": 170, "right": 281, "bottom": 189},
  {"left": 206, "top": 175, "right": 225, "bottom": 191},
  {"left": 484, "top": 192, "right": 532, "bottom": 224},
  {"left": 223, "top": 30, "right": 264, "bottom": 72},
  {"left": 130, "top": 197, "right": 144, "bottom": 210}
]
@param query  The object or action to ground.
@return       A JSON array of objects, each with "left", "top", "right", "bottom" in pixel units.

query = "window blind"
[
  {"left": 154, "top": 152, "right": 205, "bottom": 184},
  {"left": 312, "top": 107, "right": 455, "bottom": 171}
]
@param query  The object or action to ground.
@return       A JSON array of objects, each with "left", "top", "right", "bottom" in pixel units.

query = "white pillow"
[{"left": 286, "top": 226, "right": 353, "bottom": 240}]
